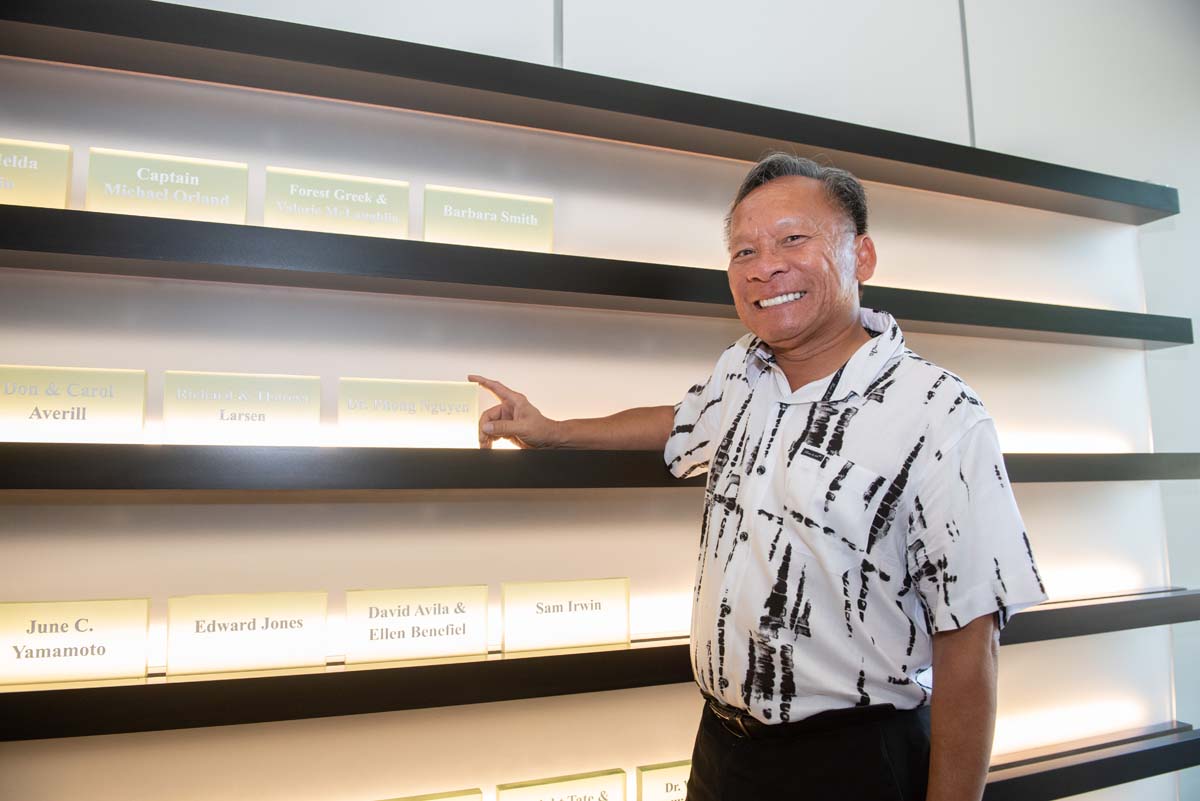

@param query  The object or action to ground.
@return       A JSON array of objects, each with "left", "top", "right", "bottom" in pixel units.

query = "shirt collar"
[{"left": 744, "top": 309, "right": 906, "bottom": 404}]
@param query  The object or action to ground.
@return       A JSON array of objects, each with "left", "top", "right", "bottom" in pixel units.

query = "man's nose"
[{"left": 747, "top": 251, "right": 789, "bottom": 282}]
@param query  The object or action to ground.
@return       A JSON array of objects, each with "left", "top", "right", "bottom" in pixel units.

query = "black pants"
[{"left": 686, "top": 702, "right": 932, "bottom": 800}]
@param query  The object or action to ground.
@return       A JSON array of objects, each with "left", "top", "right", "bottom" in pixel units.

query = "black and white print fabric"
[{"left": 666, "top": 309, "right": 1047, "bottom": 724}]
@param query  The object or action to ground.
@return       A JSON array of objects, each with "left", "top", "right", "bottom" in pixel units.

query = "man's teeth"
[{"left": 757, "top": 291, "right": 807, "bottom": 308}]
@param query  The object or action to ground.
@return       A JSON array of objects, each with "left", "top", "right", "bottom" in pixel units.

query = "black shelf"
[
  {"left": 1001, "top": 589, "right": 1200, "bottom": 645},
  {"left": 1, "top": 446, "right": 1199, "bottom": 499},
  {"left": 0, "top": 208, "right": 1190, "bottom": 349},
  {"left": 986, "top": 724, "right": 1200, "bottom": 801},
  {"left": 0, "top": 1, "right": 1178, "bottom": 225},
  {"left": 0, "top": 642, "right": 696, "bottom": 742},
  {"left": 2, "top": 590, "right": 1197, "bottom": 741}
]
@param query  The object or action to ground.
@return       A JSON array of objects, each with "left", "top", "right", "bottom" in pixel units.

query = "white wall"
[{"left": 0, "top": 1, "right": 1195, "bottom": 799}]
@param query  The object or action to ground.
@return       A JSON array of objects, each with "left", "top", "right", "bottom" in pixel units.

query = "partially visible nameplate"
[
  {"left": 338, "top": 378, "right": 478, "bottom": 448},
  {"left": 0, "top": 137, "right": 71, "bottom": 209},
  {"left": 0, "top": 365, "right": 145, "bottom": 442},
  {"left": 0, "top": 598, "right": 149, "bottom": 686},
  {"left": 166, "top": 591, "right": 328, "bottom": 676},
  {"left": 637, "top": 762, "right": 690, "bottom": 801},
  {"left": 265, "top": 166, "right": 409, "bottom": 238},
  {"left": 381, "top": 790, "right": 482, "bottom": 801},
  {"left": 86, "top": 147, "right": 247, "bottom": 224},
  {"left": 344, "top": 585, "right": 488, "bottom": 664},
  {"left": 424, "top": 184, "right": 553, "bottom": 252},
  {"left": 162, "top": 370, "right": 321, "bottom": 445},
  {"left": 498, "top": 770, "right": 625, "bottom": 801},
  {"left": 502, "top": 578, "right": 630, "bottom": 653}
]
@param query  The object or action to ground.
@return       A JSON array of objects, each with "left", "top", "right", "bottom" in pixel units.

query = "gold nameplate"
[
  {"left": 637, "top": 762, "right": 690, "bottom": 801},
  {"left": 381, "top": 790, "right": 482, "bottom": 801},
  {"left": 498, "top": 770, "right": 625, "bottom": 801},
  {"left": 0, "top": 137, "right": 71, "bottom": 209},
  {"left": 424, "top": 185, "right": 553, "bottom": 252},
  {"left": 86, "top": 147, "right": 247, "bottom": 224},
  {"left": 0, "top": 598, "right": 149, "bottom": 686},
  {"left": 265, "top": 166, "right": 409, "bottom": 238},
  {"left": 0, "top": 365, "right": 145, "bottom": 443},
  {"left": 502, "top": 578, "right": 630, "bottom": 653},
  {"left": 345, "top": 585, "right": 488, "bottom": 664},
  {"left": 338, "top": 378, "right": 478, "bottom": 448},
  {"left": 162, "top": 370, "right": 321, "bottom": 445},
  {"left": 166, "top": 591, "right": 327, "bottom": 676}
]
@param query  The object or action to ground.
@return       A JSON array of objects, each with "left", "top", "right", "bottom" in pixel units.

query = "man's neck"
[{"left": 771, "top": 316, "right": 874, "bottom": 393}]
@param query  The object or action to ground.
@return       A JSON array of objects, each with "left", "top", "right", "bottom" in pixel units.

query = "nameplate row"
[
  {"left": 1, "top": 138, "right": 552, "bottom": 249},
  {"left": 0, "top": 578, "right": 629, "bottom": 686},
  {"left": 381, "top": 763, "right": 689, "bottom": 801},
  {"left": 0, "top": 366, "right": 481, "bottom": 447}
]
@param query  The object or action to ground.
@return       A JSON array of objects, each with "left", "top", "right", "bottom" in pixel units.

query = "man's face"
[{"left": 726, "top": 176, "right": 875, "bottom": 351}]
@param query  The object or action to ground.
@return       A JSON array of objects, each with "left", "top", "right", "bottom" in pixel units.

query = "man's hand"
[
  {"left": 469, "top": 375, "right": 561, "bottom": 449},
  {"left": 468, "top": 375, "right": 676, "bottom": 451},
  {"left": 927, "top": 612, "right": 1000, "bottom": 801}
]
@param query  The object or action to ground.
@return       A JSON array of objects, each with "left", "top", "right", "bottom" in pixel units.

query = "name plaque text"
[
  {"left": 339, "top": 378, "right": 478, "bottom": 448},
  {"left": 0, "top": 137, "right": 71, "bottom": 209},
  {"left": 345, "top": 585, "right": 487, "bottom": 664},
  {"left": 167, "top": 591, "right": 327, "bottom": 675},
  {"left": 265, "top": 166, "right": 409, "bottom": 238},
  {"left": 382, "top": 790, "right": 482, "bottom": 801},
  {"left": 86, "top": 147, "right": 247, "bottom": 224},
  {"left": 498, "top": 769, "right": 625, "bottom": 801},
  {"left": 502, "top": 578, "right": 630, "bottom": 653},
  {"left": 0, "top": 598, "right": 149, "bottom": 686},
  {"left": 637, "top": 762, "right": 690, "bottom": 801},
  {"left": 163, "top": 370, "right": 320, "bottom": 445},
  {"left": 0, "top": 365, "right": 145, "bottom": 443},
  {"left": 424, "top": 185, "right": 553, "bottom": 252}
]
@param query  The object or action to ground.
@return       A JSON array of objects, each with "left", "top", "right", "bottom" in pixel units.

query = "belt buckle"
[{"left": 709, "top": 700, "right": 752, "bottom": 739}]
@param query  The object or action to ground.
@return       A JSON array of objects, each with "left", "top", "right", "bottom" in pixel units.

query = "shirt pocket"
[{"left": 784, "top": 447, "right": 901, "bottom": 567}]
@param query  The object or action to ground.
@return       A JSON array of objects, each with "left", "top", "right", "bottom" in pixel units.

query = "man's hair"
[{"left": 724, "top": 153, "right": 869, "bottom": 241}]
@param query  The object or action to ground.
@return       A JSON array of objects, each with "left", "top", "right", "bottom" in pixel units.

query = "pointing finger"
[{"left": 468, "top": 374, "right": 522, "bottom": 404}]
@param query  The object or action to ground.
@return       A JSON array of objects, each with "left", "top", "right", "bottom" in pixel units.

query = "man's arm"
[
  {"left": 469, "top": 375, "right": 674, "bottom": 450},
  {"left": 927, "top": 612, "right": 999, "bottom": 801}
]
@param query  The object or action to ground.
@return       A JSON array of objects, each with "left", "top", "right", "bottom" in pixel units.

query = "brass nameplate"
[
  {"left": 0, "top": 598, "right": 149, "bottom": 686},
  {"left": 166, "top": 591, "right": 327, "bottom": 675},
  {"left": 424, "top": 185, "right": 553, "bottom": 252},
  {"left": 502, "top": 578, "right": 630, "bottom": 653},
  {"left": 497, "top": 769, "right": 625, "bottom": 801},
  {"left": 0, "top": 365, "right": 145, "bottom": 443},
  {"left": 86, "top": 147, "right": 247, "bottom": 224},
  {"left": 637, "top": 761, "right": 690, "bottom": 801},
  {"left": 162, "top": 370, "right": 320, "bottom": 445},
  {"left": 265, "top": 166, "right": 408, "bottom": 238},
  {"left": 345, "top": 585, "right": 488, "bottom": 664},
  {"left": 338, "top": 378, "right": 478, "bottom": 448},
  {"left": 0, "top": 137, "right": 71, "bottom": 209}
]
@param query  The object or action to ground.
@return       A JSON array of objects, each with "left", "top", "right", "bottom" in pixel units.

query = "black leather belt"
[{"left": 705, "top": 696, "right": 903, "bottom": 740}]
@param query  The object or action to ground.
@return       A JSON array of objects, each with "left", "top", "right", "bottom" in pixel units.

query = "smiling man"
[{"left": 470, "top": 153, "right": 1047, "bottom": 801}]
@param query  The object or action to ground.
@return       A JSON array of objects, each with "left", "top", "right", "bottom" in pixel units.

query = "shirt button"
[{"left": 740, "top": 532, "right": 749, "bottom": 541}]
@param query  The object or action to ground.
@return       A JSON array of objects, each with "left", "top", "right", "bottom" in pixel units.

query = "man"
[{"left": 470, "top": 153, "right": 1047, "bottom": 801}]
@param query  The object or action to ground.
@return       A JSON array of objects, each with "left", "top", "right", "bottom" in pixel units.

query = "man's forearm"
[
  {"left": 554, "top": 405, "right": 675, "bottom": 450},
  {"left": 927, "top": 613, "right": 999, "bottom": 801}
]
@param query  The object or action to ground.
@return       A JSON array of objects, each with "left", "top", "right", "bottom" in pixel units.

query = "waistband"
[{"left": 704, "top": 695, "right": 919, "bottom": 740}]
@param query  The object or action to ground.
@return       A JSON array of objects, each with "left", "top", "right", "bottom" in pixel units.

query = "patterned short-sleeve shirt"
[{"left": 665, "top": 309, "right": 1048, "bottom": 724}]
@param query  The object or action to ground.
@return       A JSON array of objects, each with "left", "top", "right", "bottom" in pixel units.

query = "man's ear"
[{"left": 854, "top": 234, "right": 877, "bottom": 284}]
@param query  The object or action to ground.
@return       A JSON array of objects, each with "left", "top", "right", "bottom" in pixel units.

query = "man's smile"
[{"left": 754, "top": 291, "right": 807, "bottom": 309}]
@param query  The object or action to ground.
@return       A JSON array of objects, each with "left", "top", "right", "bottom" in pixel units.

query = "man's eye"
[
  {"left": 734, "top": 248, "right": 754, "bottom": 258},
  {"left": 784, "top": 234, "right": 808, "bottom": 243}
]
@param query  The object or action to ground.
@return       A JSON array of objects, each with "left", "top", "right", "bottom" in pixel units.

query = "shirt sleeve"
[
  {"left": 906, "top": 417, "right": 1048, "bottom": 633},
  {"left": 663, "top": 355, "right": 731, "bottom": 480}
]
